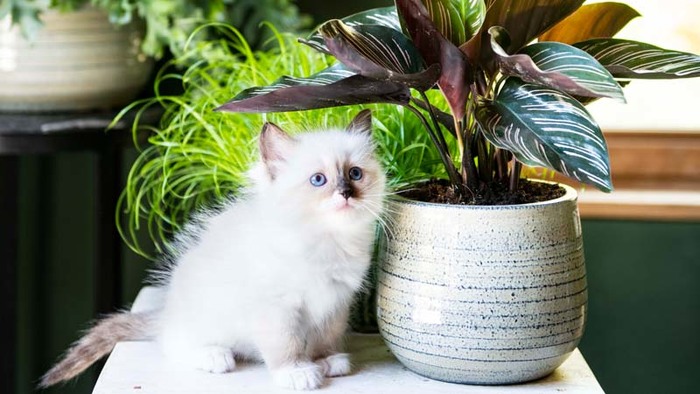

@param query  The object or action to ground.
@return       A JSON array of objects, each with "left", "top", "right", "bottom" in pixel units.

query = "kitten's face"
[
  {"left": 283, "top": 130, "right": 385, "bottom": 223},
  {"left": 256, "top": 113, "right": 386, "bottom": 227}
]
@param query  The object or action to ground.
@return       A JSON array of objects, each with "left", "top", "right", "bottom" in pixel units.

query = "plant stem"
[
  {"left": 477, "top": 134, "right": 493, "bottom": 183},
  {"left": 418, "top": 91, "right": 450, "bottom": 156},
  {"left": 453, "top": 116, "right": 467, "bottom": 183},
  {"left": 410, "top": 97, "right": 456, "bottom": 137},
  {"left": 461, "top": 90, "right": 480, "bottom": 192},
  {"left": 402, "top": 104, "right": 462, "bottom": 186},
  {"left": 495, "top": 148, "right": 506, "bottom": 181},
  {"left": 462, "top": 123, "right": 480, "bottom": 192},
  {"left": 509, "top": 158, "right": 522, "bottom": 192}
]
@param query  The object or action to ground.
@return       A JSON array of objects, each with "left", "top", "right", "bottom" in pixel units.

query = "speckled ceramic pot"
[
  {"left": 377, "top": 183, "right": 587, "bottom": 384},
  {"left": 0, "top": 7, "right": 152, "bottom": 112}
]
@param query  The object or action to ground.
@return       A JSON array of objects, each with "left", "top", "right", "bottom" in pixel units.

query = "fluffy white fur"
[
  {"left": 40, "top": 111, "right": 386, "bottom": 391},
  {"left": 158, "top": 115, "right": 386, "bottom": 389}
]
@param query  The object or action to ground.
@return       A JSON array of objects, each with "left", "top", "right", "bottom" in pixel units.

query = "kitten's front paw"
[
  {"left": 190, "top": 346, "right": 236, "bottom": 373},
  {"left": 316, "top": 353, "right": 351, "bottom": 377},
  {"left": 272, "top": 362, "right": 324, "bottom": 390}
]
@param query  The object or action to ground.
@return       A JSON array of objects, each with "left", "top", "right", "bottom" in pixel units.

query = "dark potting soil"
[{"left": 400, "top": 179, "right": 566, "bottom": 205}]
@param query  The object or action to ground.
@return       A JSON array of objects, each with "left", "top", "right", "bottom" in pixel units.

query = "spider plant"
[
  {"left": 218, "top": 0, "right": 700, "bottom": 200},
  {"left": 116, "top": 24, "right": 451, "bottom": 257}
]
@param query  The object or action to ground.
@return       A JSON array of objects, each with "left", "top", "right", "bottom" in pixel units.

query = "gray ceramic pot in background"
[
  {"left": 377, "top": 183, "right": 587, "bottom": 385},
  {"left": 0, "top": 7, "right": 152, "bottom": 112}
]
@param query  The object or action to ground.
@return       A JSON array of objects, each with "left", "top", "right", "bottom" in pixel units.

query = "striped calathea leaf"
[
  {"left": 396, "top": 0, "right": 471, "bottom": 118},
  {"left": 216, "top": 63, "right": 411, "bottom": 113},
  {"left": 575, "top": 39, "right": 700, "bottom": 79},
  {"left": 489, "top": 26, "right": 625, "bottom": 102},
  {"left": 318, "top": 20, "right": 441, "bottom": 91},
  {"left": 475, "top": 78, "right": 612, "bottom": 192},
  {"left": 422, "top": 0, "right": 467, "bottom": 46},
  {"left": 299, "top": 6, "right": 401, "bottom": 53},
  {"left": 409, "top": 1, "right": 488, "bottom": 47},
  {"left": 459, "top": 0, "right": 487, "bottom": 39},
  {"left": 462, "top": 0, "right": 585, "bottom": 73}
]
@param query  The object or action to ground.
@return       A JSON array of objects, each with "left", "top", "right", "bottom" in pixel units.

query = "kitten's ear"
[
  {"left": 346, "top": 109, "right": 373, "bottom": 135},
  {"left": 260, "top": 122, "right": 295, "bottom": 179}
]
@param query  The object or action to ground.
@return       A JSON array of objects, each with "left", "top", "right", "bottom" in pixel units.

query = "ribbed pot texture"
[
  {"left": 377, "top": 183, "right": 587, "bottom": 384},
  {"left": 0, "top": 7, "right": 152, "bottom": 112}
]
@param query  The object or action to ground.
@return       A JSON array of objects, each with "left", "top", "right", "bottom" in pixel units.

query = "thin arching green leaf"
[
  {"left": 475, "top": 78, "right": 612, "bottom": 192},
  {"left": 540, "top": 2, "right": 640, "bottom": 44},
  {"left": 300, "top": 6, "right": 401, "bottom": 53},
  {"left": 575, "top": 39, "right": 700, "bottom": 79},
  {"left": 489, "top": 27, "right": 625, "bottom": 102}
]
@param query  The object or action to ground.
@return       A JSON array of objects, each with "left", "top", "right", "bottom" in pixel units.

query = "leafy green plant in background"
[
  {"left": 219, "top": 0, "right": 700, "bottom": 199},
  {"left": 1, "top": 0, "right": 310, "bottom": 58},
  {"left": 116, "top": 25, "right": 451, "bottom": 257}
]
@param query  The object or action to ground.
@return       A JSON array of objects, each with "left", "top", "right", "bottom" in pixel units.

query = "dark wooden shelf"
[{"left": 0, "top": 108, "right": 160, "bottom": 154}]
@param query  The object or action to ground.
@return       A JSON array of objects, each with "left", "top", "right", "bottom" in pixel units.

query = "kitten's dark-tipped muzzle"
[
  {"left": 338, "top": 178, "right": 355, "bottom": 200},
  {"left": 340, "top": 187, "right": 354, "bottom": 200}
]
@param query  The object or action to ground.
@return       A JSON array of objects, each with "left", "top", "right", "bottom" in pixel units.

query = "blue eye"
[
  {"left": 310, "top": 173, "right": 327, "bottom": 187},
  {"left": 349, "top": 167, "right": 363, "bottom": 181}
]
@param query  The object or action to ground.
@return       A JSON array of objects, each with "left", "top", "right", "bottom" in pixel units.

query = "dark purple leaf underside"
[
  {"left": 217, "top": 75, "right": 411, "bottom": 113},
  {"left": 489, "top": 26, "right": 625, "bottom": 101},
  {"left": 396, "top": 0, "right": 470, "bottom": 118},
  {"left": 463, "top": 0, "right": 585, "bottom": 73}
]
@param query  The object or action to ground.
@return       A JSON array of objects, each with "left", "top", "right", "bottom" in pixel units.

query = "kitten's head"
[{"left": 250, "top": 110, "right": 386, "bottom": 227}]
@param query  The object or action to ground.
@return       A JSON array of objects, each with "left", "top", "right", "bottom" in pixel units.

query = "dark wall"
[
  {"left": 579, "top": 220, "right": 700, "bottom": 394},
  {"left": 16, "top": 151, "right": 151, "bottom": 394},
  {"left": 296, "top": 0, "right": 392, "bottom": 23}
]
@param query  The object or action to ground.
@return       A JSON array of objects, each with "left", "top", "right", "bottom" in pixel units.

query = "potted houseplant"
[
  {"left": 215, "top": 0, "right": 700, "bottom": 385},
  {"left": 0, "top": 0, "right": 307, "bottom": 111}
]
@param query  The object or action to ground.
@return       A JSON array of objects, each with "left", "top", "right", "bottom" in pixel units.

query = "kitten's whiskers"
[{"left": 356, "top": 199, "right": 395, "bottom": 239}]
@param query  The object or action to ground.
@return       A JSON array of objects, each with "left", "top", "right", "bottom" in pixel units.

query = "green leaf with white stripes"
[
  {"left": 462, "top": 0, "right": 585, "bottom": 73},
  {"left": 575, "top": 39, "right": 700, "bottom": 79},
  {"left": 424, "top": 0, "right": 466, "bottom": 46},
  {"left": 475, "top": 78, "right": 612, "bottom": 192},
  {"left": 489, "top": 27, "right": 625, "bottom": 102},
  {"left": 217, "top": 63, "right": 411, "bottom": 113},
  {"left": 320, "top": 20, "right": 425, "bottom": 74},
  {"left": 457, "top": 0, "right": 486, "bottom": 39},
  {"left": 300, "top": 6, "right": 400, "bottom": 54},
  {"left": 319, "top": 20, "right": 440, "bottom": 90}
]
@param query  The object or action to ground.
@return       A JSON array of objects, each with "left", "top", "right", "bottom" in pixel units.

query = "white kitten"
[{"left": 40, "top": 110, "right": 387, "bottom": 390}]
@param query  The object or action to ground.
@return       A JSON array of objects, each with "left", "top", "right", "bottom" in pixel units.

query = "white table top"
[{"left": 93, "top": 287, "right": 604, "bottom": 393}]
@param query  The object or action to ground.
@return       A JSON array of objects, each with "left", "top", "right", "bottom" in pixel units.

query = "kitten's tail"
[{"left": 38, "top": 311, "right": 156, "bottom": 388}]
